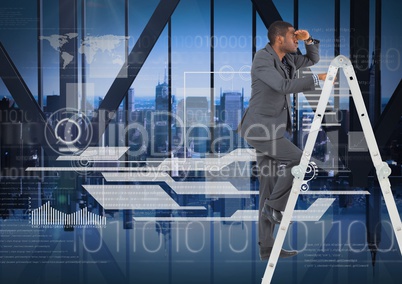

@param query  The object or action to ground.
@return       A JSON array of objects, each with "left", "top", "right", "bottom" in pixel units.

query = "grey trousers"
[{"left": 246, "top": 137, "right": 302, "bottom": 248}]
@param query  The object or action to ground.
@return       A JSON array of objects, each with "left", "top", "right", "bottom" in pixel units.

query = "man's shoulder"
[
  {"left": 256, "top": 47, "right": 268, "bottom": 54},
  {"left": 260, "top": 43, "right": 274, "bottom": 53},
  {"left": 255, "top": 45, "right": 274, "bottom": 58}
]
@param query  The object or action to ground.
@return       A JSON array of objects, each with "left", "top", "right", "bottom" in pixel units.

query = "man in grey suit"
[{"left": 238, "top": 21, "right": 327, "bottom": 260}]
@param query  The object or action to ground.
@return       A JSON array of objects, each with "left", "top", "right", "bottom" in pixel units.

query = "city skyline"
[
  {"left": 1, "top": 0, "right": 401, "bottom": 110},
  {"left": 0, "top": 1, "right": 401, "bottom": 284}
]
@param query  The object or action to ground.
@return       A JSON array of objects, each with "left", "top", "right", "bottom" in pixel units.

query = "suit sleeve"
[{"left": 293, "top": 41, "right": 320, "bottom": 70}]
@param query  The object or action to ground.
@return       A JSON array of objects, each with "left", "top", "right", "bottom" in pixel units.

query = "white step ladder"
[{"left": 261, "top": 55, "right": 402, "bottom": 283}]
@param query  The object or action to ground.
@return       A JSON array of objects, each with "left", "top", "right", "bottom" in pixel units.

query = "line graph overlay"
[{"left": 31, "top": 202, "right": 106, "bottom": 227}]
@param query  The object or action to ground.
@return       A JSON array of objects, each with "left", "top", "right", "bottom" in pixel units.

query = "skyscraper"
[
  {"left": 219, "top": 89, "right": 244, "bottom": 130},
  {"left": 152, "top": 69, "right": 169, "bottom": 157},
  {"left": 177, "top": 96, "right": 209, "bottom": 156},
  {"left": 128, "top": 87, "right": 135, "bottom": 114},
  {"left": 155, "top": 69, "right": 169, "bottom": 111},
  {"left": 216, "top": 89, "right": 244, "bottom": 151}
]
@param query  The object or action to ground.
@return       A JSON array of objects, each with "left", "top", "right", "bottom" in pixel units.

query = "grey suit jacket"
[{"left": 239, "top": 42, "right": 320, "bottom": 141}]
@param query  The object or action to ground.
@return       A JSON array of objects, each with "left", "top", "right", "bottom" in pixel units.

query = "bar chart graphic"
[{"left": 31, "top": 202, "right": 106, "bottom": 227}]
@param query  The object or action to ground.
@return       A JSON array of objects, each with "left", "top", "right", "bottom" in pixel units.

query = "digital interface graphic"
[{"left": 0, "top": 0, "right": 401, "bottom": 284}]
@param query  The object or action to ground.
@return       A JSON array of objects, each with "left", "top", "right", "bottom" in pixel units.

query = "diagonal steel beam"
[
  {"left": 373, "top": 79, "right": 402, "bottom": 146},
  {"left": 327, "top": 79, "right": 402, "bottom": 186},
  {"left": 251, "top": 0, "right": 283, "bottom": 28},
  {"left": 91, "top": 0, "right": 180, "bottom": 145},
  {"left": 357, "top": 80, "right": 402, "bottom": 170},
  {"left": 0, "top": 43, "right": 42, "bottom": 117},
  {"left": 0, "top": 42, "right": 58, "bottom": 152}
]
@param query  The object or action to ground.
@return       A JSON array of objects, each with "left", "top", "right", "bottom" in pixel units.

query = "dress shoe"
[
  {"left": 259, "top": 247, "right": 298, "bottom": 260},
  {"left": 261, "top": 201, "right": 283, "bottom": 224}
]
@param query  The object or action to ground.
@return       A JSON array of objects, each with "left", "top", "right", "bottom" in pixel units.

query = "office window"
[
  {"left": 214, "top": 0, "right": 252, "bottom": 154},
  {"left": 0, "top": 0, "right": 38, "bottom": 101}
]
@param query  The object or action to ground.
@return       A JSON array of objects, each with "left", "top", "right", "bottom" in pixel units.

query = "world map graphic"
[{"left": 40, "top": 33, "right": 129, "bottom": 69}]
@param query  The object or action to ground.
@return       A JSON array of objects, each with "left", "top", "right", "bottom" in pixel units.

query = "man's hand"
[
  {"left": 318, "top": 73, "right": 337, "bottom": 84},
  {"left": 318, "top": 73, "right": 327, "bottom": 81},
  {"left": 295, "top": 30, "right": 310, "bottom": 41}
]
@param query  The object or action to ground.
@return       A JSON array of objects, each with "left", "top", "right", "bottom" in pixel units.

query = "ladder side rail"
[
  {"left": 261, "top": 178, "right": 305, "bottom": 284},
  {"left": 261, "top": 61, "right": 339, "bottom": 284},
  {"left": 343, "top": 64, "right": 383, "bottom": 167},
  {"left": 262, "top": 55, "right": 402, "bottom": 284}
]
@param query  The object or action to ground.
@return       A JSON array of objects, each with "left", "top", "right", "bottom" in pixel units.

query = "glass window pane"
[
  {"left": 214, "top": 0, "right": 252, "bottom": 154},
  {"left": 41, "top": 0, "right": 60, "bottom": 110},
  {"left": 172, "top": 0, "right": 210, "bottom": 158},
  {"left": 128, "top": 0, "right": 168, "bottom": 159},
  {"left": 0, "top": 0, "right": 38, "bottom": 101},
  {"left": 83, "top": 0, "right": 126, "bottom": 112},
  {"left": 381, "top": 1, "right": 402, "bottom": 106}
]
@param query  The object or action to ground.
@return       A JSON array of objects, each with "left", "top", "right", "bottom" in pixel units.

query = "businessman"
[{"left": 238, "top": 21, "right": 326, "bottom": 260}]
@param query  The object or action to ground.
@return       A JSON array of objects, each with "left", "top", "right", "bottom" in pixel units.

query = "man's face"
[{"left": 281, "top": 27, "right": 298, "bottom": 53}]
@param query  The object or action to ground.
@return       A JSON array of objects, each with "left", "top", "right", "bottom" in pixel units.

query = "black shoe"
[
  {"left": 261, "top": 201, "right": 283, "bottom": 224},
  {"left": 259, "top": 247, "right": 298, "bottom": 260}
]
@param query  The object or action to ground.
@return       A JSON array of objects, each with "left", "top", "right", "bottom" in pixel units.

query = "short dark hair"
[{"left": 268, "top": 21, "right": 293, "bottom": 43}]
